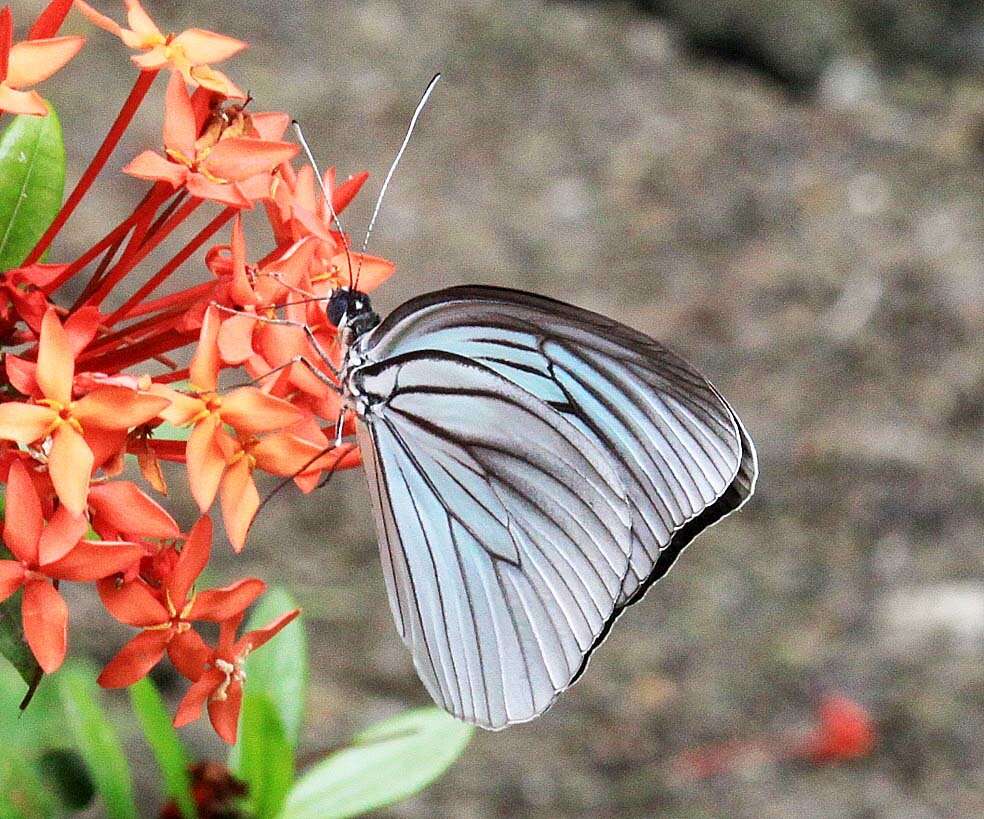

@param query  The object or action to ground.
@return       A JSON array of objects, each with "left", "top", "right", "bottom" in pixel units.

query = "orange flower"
[
  {"left": 214, "top": 427, "right": 347, "bottom": 551},
  {"left": 124, "top": 73, "right": 297, "bottom": 207},
  {"left": 0, "top": 308, "right": 169, "bottom": 515},
  {"left": 797, "top": 694, "right": 876, "bottom": 763},
  {"left": 149, "top": 305, "right": 303, "bottom": 513},
  {"left": 0, "top": 460, "right": 143, "bottom": 672},
  {"left": 173, "top": 606, "right": 299, "bottom": 743},
  {"left": 97, "top": 515, "right": 266, "bottom": 687},
  {"left": 74, "top": 0, "right": 245, "bottom": 97},
  {"left": 0, "top": 6, "right": 84, "bottom": 116}
]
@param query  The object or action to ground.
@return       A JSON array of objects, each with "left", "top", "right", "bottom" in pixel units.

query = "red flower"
[
  {"left": 97, "top": 515, "right": 265, "bottom": 687},
  {"left": 124, "top": 73, "right": 297, "bottom": 208},
  {"left": 173, "top": 607, "right": 299, "bottom": 743},
  {"left": 74, "top": 0, "right": 245, "bottom": 97},
  {"left": 796, "top": 694, "right": 876, "bottom": 763},
  {"left": 149, "top": 306, "right": 302, "bottom": 514},
  {"left": 0, "top": 6, "right": 84, "bottom": 116},
  {"left": 0, "top": 308, "right": 169, "bottom": 515},
  {"left": 0, "top": 460, "right": 143, "bottom": 672}
]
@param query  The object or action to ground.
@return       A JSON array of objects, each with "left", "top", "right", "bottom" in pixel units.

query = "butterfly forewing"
[{"left": 351, "top": 285, "right": 757, "bottom": 727}]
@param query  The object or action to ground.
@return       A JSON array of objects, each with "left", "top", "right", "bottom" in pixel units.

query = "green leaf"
[
  {"left": 0, "top": 494, "right": 43, "bottom": 690},
  {"left": 236, "top": 692, "right": 295, "bottom": 818},
  {"left": 0, "top": 103, "right": 65, "bottom": 272},
  {"left": 280, "top": 708, "right": 473, "bottom": 819},
  {"left": 231, "top": 587, "right": 307, "bottom": 759},
  {"left": 0, "top": 754, "right": 57, "bottom": 819},
  {"left": 55, "top": 664, "right": 138, "bottom": 819},
  {"left": 129, "top": 677, "right": 195, "bottom": 819}
]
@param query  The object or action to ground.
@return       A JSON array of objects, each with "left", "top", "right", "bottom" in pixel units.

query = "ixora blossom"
[
  {"left": 0, "top": 308, "right": 168, "bottom": 515},
  {"left": 0, "top": 5, "right": 84, "bottom": 116},
  {"left": 0, "top": 0, "right": 372, "bottom": 742},
  {"left": 0, "top": 460, "right": 143, "bottom": 672},
  {"left": 97, "top": 515, "right": 265, "bottom": 687},
  {"left": 174, "top": 607, "right": 299, "bottom": 743},
  {"left": 74, "top": 0, "right": 246, "bottom": 97},
  {"left": 124, "top": 72, "right": 298, "bottom": 207}
]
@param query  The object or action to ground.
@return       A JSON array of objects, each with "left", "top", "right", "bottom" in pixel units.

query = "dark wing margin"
[
  {"left": 356, "top": 285, "right": 757, "bottom": 726},
  {"left": 357, "top": 352, "right": 633, "bottom": 729}
]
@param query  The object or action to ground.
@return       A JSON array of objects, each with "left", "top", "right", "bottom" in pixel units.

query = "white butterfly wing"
[
  {"left": 356, "top": 352, "right": 632, "bottom": 728},
  {"left": 354, "top": 286, "right": 757, "bottom": 726}
]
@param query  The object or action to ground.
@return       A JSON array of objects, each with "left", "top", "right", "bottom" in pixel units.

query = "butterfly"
[
  {"left": 287, "top": 75, "right": 756, "bottom": 728},
  {"left": 316, "top": 283, "right": 757, "bottom": 729}
]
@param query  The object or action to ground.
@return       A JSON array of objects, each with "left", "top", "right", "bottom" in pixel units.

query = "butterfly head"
[{"left": 327, "top": 288, "right": 380, "bottom": 344}]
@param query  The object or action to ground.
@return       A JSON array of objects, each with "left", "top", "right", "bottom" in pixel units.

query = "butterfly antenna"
[
  {"left": 292, "top": 120, "right": 357, "bottom": 291},
  {"left": 355, "top": 72, "right": 441, "bottom": 291}
]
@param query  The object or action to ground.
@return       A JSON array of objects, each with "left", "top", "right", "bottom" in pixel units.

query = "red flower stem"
[
  {"left": 44, "top": 183, "right": 171, "bottom": 294},
  {"left": 28, "top": 0, "right": 73, "bottom": 39},
  {"left": 124, "top": 281, "right": 215, "bottom": 319},
  {"left": 0, "top": 9, "right": 11, "bottom": 82},
  {"left": 86, "top": 197, "right": 204, "bottom": 310},
  {"left": 82, "top": 327, "right": 199, "bottom": 373},
  {"left": 143, "top": 190, "right": 188, "bottom": 242},
  {"left": 81, "top": 308, "right": 186, "bottom": 360},
  {"left": 25, "top": 70, "right": 160, "bottom": 266},
  {"left": 152, "top": 367, "right": 190, "bottom": 385},
  {"left": 71, "top": 234, "right": 125, "bottom": 310},
  {"left": 106, "top": 205, "right": 235, "bottom": 325}
]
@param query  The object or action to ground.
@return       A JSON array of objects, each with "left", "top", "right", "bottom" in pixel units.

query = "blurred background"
[{"left": 15, "top": 0, "right": 984, "bottom": 815}]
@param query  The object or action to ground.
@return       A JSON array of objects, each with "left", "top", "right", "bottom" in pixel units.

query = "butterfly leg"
[{"left": 211, "top": 302, "right": 342, "bottom": 378}]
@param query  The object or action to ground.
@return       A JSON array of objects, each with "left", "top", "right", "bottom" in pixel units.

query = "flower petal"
[
  {"left": 188, "top": 577, "right": 265, "bottom": 622},
  {"left": 186, "top": 415, "right": 225, "bottom": 512},
  {"left": 187, "top": 64, "right": 244, "bottom": 99},
  {"left": 167, "top": 627, "right": 211, "bottom": 680},
  {"left": 333, "top": 252, "right": 395, "bottom": 293},
  {"left": 173, "top": 667, "right": 223, "bottom": 728},
  {"left": 44, "top": 539, "right": 145, "bottom": 581},
  {"left": 48, "top": 425, "right": 93, "bottom": 517},
  {"left": 6, "top": 36, "right": 84, "bottom": 89},
  {"left": 72, "top": 386, "right": 169, "bottom": 429},
  {"left": 217, "top": 312, "right": 257, "bottom": 364},
  {"left": 97, "top": 629, "right": 170, "bottom": 688},
  {"left": 189, "top": 306, "right": 220, "bottom": 391},
  {"left": 331, "top": 170, "right": 369, "bottom": 215},
  {"left": 168, "top": 515, "right": 212, "bottom": 608},
  {"left": 148, "top": 385, "right": 203, "bottom": 426},
  {"left": 36, "top": 307, "right": 73, "bottom": 404},
  {"left": 220, "top": 387, "right": 302, "bottom": 433},
  {"left": 0, "top": 83, "right": 47, "bottom": 116},
  {"left": 172, "top": 28, "right": 246, "bottom": 64},
  {"left": 37, "top": 504, "right": 87, "bottom": 566},
  {"left": 205, "top": 138, "right": 298, "bottom": 183},
  {"left": 97, "top": 577, "right": 169, "bottom": 626},
  {"left": 124, "top": 0, "right": 162, "bottom": 40},
  {"left": 2, "top": 459, "right": 42, "bottom": 564},
  {"left": 218, "top": 457, "right": 258, "bottom": 552},
  {"left": 184, "top": 174, "right": 250, "bottom": 208},
  {"left": 238, "top": 609, "right": 300, "bottom": 653},
  {"left": 252, "top": 431, "right": 326, "bottom": 476},
  {"left": 22, "top": 579, "right": 67, "bottom": 673},
  {"left": 123, "top": 150, "right": 188, "bottom": 188},
  {"left": 250, "top": 112, "right": 290, "bottom": 142},
  {"left": 0, "top": 561, "right": 26, "bottom": 603},
  {"left": 0, "top": 402, "right": 55, "bottom": 444},
  {"left": 5, "top": 355, "right": 37, "bottom": 397},
  {"left": 88, "top": 481, "right": 179, "bottom": 539},
  {"left": 207, "top": 682, "right": 242, "bottom": 744},
  {"left": 64, "top": 305, "right": 102, "bottom": 357},
  {"left": 162, "top": 71, "right": 196, "bottom": 160},
  {"left": 74, "top": 0, "right": 124, "bottom": 38}
]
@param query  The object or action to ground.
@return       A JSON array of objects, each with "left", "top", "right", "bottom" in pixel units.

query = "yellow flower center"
[{"left": 36, "top": 398, "right": 83, "bottom": 435}]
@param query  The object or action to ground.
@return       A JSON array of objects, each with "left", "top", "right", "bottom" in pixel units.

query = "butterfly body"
[{"left": 329, "top": 284, "right": 757, "bottom": 729}]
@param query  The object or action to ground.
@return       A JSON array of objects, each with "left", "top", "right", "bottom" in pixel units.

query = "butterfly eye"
[{"left": 326, "top": 290, "right": 350, "bottom": 327}]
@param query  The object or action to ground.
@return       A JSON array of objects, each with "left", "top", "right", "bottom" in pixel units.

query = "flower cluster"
[{"left": 0, "top": 1, "right": 388, "bottom": 743}]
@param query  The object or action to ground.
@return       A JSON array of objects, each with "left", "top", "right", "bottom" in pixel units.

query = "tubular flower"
[
  {"left": 123, "top": 72, "right": 296, "bottom": 208},
  {"left": 0, "top": 6, "right": 84, "bottom": 116},
  {"left": 0, "top": 308, "right": 169, "bottom": 515},
  {"left": 0, "top": 460, "right": 144, "bottom": 672},
  {"left": 97, "top": 516, "right": 266, "bottom": 687},
  {"left": 74, "top": 0, "right": 245, "bottom": 97},
  {"left": 173, "top": 607, "right": 300, "bottom": 744},
  {"left": 149, "top": 305, "right": 303, "bottom": 513}
]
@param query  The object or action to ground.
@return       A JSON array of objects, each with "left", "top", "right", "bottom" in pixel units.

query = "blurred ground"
[{"left": 20, "top": 0, "right": 984, "bottom": 816}]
